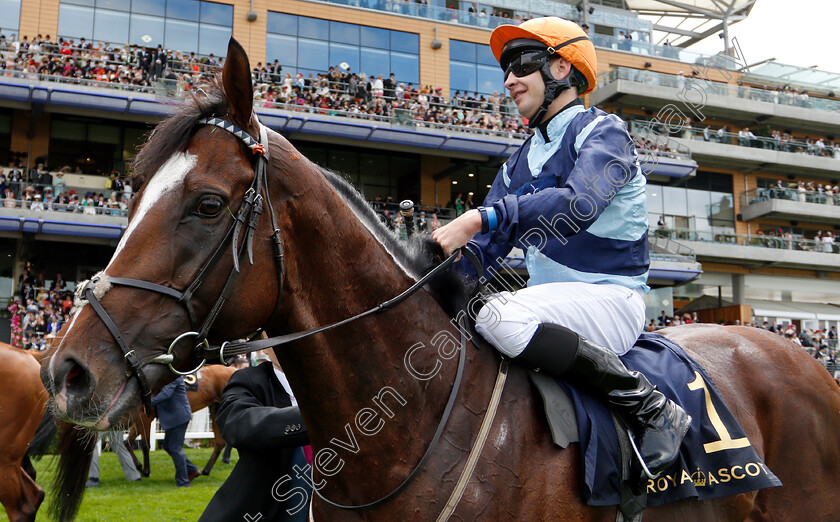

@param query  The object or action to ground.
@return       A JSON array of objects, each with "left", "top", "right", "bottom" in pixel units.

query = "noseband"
[{"left": 74, "top": 116, "right": 283, "bottom": 413}]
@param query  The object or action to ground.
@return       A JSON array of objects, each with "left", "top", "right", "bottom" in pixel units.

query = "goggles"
[{"left": 501, "top": 49, "right": 551, "bottom": 79}]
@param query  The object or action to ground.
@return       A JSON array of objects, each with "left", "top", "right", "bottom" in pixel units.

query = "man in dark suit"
[
  {"left": 151, "top": 376, "right": 200, "bottom": 487},
  {"left": 199, "top": 353, "right": 310, "bottom": 522}
]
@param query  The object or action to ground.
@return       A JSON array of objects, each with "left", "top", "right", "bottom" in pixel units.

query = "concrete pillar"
[
  {"left": 420, "top": 155, "right": 450, "bottom": 208},
  {"left": 732, "top": 273, "right": 745, "bottom": 305}
]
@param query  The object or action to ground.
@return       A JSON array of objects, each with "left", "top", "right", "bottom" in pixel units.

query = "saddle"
[{"left": 528, "top": 333, "right": 781, "bottom": 520}]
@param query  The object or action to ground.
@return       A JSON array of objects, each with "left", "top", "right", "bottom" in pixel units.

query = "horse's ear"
[{"left": 222, "top": 38, "right": 254, "bottom": 129}]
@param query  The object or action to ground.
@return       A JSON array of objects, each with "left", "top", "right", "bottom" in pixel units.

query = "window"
[
  {"left": 164, "top": 19, "right": 198, "bottom": 54},
  {"left": 198, "top": 23, "right": 230, "bottom": 56},
  {"left": 268, "top": 13, "right": 297, "bottom": 35},
  {"left": 298, "top": 39, "right": 329, "bottom": 72},
  {"left": 390, "top": 32, "right": 418, "bottom": 54},
  {"left": 0, "top": 0, "right": 22, "bottom": 37},
  {"left": 199, "top": 1, "right": 231, "bottom": 25},
  {"left": 132, "top": 0, "right": 165, "bottom": 17},
  {"left": 330, "top": 42, "right": 359, "bottom": 74},
  {"left": 166, "top": 0, "right": 199, "bottom": 21},
  {"left": 647, "top": 172, "right": 736, "bottom": 233},
  {"left": 267, "top": 13, "right": 419, "bottom": 81},
  {"left": 58, "top": 4, "right": 95, "bottom": 40},
  {"left": 57, "top": 0, "right": 233, "bottom": 56},
  {"left": 0, "top": 110, "right": 12, "bottom": 166},
  {"left": 330, "top": 21, "right": 359, "bottom": 45},
  {"left": 93, "top": 9, "right": 130, "bottom": 44},
  {"left": 450, "top": 40, "right": 504, "bottom": 97},
  {"left": 97, "top": 0, "right": 130, "bottom": 11},
  {"left": 266, "top": 34, "right": 297, "bottom": 68},
  {"left": 129, "top": 13, "right": 164, "bottom": 46},
  {"left": 293, "top": 141, "right": 420, "bottom": 203},
  {"left": 361, "top": 26, "right": 388, "bottom": 49}
]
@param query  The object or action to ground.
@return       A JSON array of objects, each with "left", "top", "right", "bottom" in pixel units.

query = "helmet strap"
[{"left": 527, "top": 61, "right": 574, "bottom": 129}]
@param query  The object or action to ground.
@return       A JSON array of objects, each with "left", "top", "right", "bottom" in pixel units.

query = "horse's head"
[{"left": 43, "top": 39, "right": 284, "bottom": 429}]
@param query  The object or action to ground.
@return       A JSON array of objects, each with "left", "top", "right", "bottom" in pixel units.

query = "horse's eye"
[{"left": 195, "top": 197, "right": 223, "bottom": 217}]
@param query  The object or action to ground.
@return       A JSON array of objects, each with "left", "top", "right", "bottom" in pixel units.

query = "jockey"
[{"left": 432, "top": 17, "right": 690, "bottom": 478}]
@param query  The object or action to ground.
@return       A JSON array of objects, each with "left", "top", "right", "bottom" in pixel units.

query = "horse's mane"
[
  {"left": 319, "top": 166, "right": 475, "bottom": 319},
  {"left": 130, "top": 80, "right": 474, "bottom": 318},
  {"left": 131, "top": 79, "right": 228, "bottom": 190}
]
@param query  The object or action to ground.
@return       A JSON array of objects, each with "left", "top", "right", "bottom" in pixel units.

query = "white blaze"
[{"left": 108, "top": 152, "right": 197, "bottom": 269}]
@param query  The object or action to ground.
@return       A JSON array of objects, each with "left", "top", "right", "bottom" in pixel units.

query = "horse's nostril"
[{"left": 64, "top": 359, "right": 91, "bottom": 397}]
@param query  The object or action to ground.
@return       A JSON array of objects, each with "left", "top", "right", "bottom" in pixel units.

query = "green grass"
[{"left": 1, "top": 446, "right": 238, "bottom": 522}]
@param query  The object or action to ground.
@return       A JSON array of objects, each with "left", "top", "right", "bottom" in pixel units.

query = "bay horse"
[
  {"left": 40, "top": 39, "right": 840, "bottom": 521},
  {"left": 0, "top": 342, "right": 50, "bottom": 522},
  {"left": 125, "top": 364, "right": 236, "bottom": 477}
]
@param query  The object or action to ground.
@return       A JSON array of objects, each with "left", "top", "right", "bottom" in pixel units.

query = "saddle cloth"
[
  {"left": 184, "top": 371, "right": 199, "bottom": 392},
  {"left": 556, "top": 332, "right": 782, "bottom": 507}
]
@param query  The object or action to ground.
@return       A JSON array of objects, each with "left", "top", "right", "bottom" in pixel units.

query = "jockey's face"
[{"left": 504, "top": 55, "right": 569, "bottom": 121}]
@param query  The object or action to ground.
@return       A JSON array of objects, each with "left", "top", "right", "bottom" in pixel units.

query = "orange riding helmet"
[{"left": 490, "top": 17, "right": 597, "bottom": 96}]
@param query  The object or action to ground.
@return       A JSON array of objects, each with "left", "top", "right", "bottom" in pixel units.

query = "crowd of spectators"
[
  {"left": 0, "top": 32, "right": 219, "bottom": 93},
  {"left": 754, "top": 179, "right": 840, "bottom": 207},
  {"left": 735, "top": 79, "right": 824, "bottom": 108},
  {"left": 762, "top": 321, "right": 838, "bottom": 364},
  {"left": 1, "top": 164, "right": 131, "bottom": 216},
  {"left": 749, "top": 226, "right": 837, "bottom": 253},
  {"left": 648, "top": 310, "right": 839, "bottom": 363},
  {"left": 251, "top": 66, "right": 527, "bottom": 136},
  {"left": 694, "top": 123, "right": 840, "bottom": 158},
  {"left": 632, "top": 135, "right": 683, "bottom": 158},
  {"left": 634, "top": 115, "right": 840, "bottom": 159},
  {"left": 645, "top": 310, "right": 701, "bottom": 331},
  {"left": 0, "top": 31, "right": 528, "bottom": 137},
  {"left": 7, "top": 263, "right": 76, "bottom": 350}
]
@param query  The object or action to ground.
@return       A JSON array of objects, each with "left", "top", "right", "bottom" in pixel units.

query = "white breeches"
[{"left": 474, "top": 282, "right": 647, "bottom": 358}]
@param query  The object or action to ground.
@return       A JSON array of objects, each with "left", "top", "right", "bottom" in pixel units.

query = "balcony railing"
[
  {"left": 657, "top": 227, "right": 838, "bottom": 254},
  {"left": 630, "top": 119, "right": 839, "bottom": 159},
  {"left": 599, "top": 67, "right": 840, "bottom": 114},
  {"left": 1, "top": 197, "right": 128, "bottom": 217},
  {"left": 740, "top": 187, "right": 840, "bottom": 208}
]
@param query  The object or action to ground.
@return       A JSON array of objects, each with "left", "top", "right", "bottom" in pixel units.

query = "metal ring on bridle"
[
  {"left": 219, "top": 340, "right": 232, "bottom": 366},
  {"left": 166, "top": 331, "right": 208, "bottom": 375}
]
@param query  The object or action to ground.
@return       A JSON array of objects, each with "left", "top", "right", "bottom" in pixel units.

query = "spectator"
[
  {"left": 86, "top": 431, "right": 142, "bottom": 487},
  {"left": 430, "top": 212, "right": 442, "bottom": 232},
  {"left": 417, "top": 211, "right": 428, "bottom": 233},
  {"left": 199, "top": 353, "right": 311, "bottom": 522},
  {"left": 151, "top": 376, "right": 201, "bottom": 487}
]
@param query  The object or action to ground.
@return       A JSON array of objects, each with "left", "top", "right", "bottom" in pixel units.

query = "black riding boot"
[{"left": 515, "top": 323, "right": 691, "bottom": 478}]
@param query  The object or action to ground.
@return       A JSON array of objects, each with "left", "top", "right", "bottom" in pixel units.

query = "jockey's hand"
[{"left": 432, "top": 209, "right": 482, "bottom": 257}]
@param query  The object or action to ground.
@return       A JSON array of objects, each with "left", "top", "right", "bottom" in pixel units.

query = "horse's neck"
[{"left": 272, "top": 181, "right": 465, "bottom": 502}]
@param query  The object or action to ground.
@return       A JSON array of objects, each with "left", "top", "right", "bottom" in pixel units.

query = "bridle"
[
  {"left": 74, "top": 114, "right": 480, "bottom": 511},
  {"left": 75, "top": 116, "right": 282, "bottom": 414}
]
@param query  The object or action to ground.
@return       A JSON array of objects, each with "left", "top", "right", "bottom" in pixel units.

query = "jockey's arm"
[{"left": 434, "top": 119, "right": 638, "bottom": 272}]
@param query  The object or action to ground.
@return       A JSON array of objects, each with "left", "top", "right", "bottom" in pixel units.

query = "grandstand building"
[{"left": 3, "top": 0, "right": 840, "bottom": 340}]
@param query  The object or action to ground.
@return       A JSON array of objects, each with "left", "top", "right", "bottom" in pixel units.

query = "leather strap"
[
  {"left": 435, "top": 358, "right": 509, "bottom": 521},
  {"left": 200, "top": 250, "right": 461, "bottom": 363},
  {"left": 83, "top": 287, "right": 154, "bottom": 413},
  {"left": 314, "top": 312, "right": 469, "bottom": 511}
]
